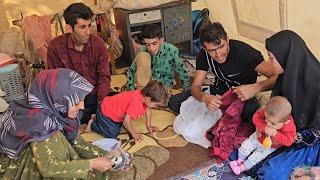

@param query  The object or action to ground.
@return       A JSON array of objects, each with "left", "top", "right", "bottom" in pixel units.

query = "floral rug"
[
  {"left": 77, "top": 68, "right": 197, "bottom": 179},
  {"left": 169, "top": 160, "right": 252, "bottom": 180},
  {"left": 79, "top": 108, "right": 190, "bottom": 180}
]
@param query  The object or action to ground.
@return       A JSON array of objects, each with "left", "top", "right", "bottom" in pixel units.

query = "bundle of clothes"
[{"left": 206, "top": 89, "right": 255, "bottom": 162}]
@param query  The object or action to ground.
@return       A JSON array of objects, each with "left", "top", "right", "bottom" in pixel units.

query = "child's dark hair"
[
  {"left": 200, "top": 22, "right": 227, "bottom": 46},
  {"left": 140, "top": 24, "right": 162, "bottom": 39},
  {"left": 265, "top": 96, "right": 292, "bottom": 123},
  {"left": 63, "top": 3, "right": 94, "bottom": 29},
  {"left": 142, "top": 80, "right": 167, "bottom": 103}
]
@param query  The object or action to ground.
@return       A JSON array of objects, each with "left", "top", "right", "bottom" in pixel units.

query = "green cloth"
[
  {"left": 0, "top": 131, "right": 109, "bottom": 180},
  {"left": 127, "top": 42, "right": 190, "bottom": 90}
]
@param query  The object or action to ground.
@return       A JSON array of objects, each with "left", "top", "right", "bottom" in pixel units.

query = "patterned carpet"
[
  {"left": 80, "top": 108, "right": 195, "bottom": 179},
  {"left": 79, "top": 70, "right": 195, "bottom": 179},
  {"left": 78, "top": 68, "right": 263, "bottom": 179},
  {"left": 79, "top": 107, "right": 192, "bottom": 179},
  {"left": 169, "top": 160, "right": 252, "bottom": 180},
  {"left": 80, "top": 109, "right": 187, "bottom": 153}
]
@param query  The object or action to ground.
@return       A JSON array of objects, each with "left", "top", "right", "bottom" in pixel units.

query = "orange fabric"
[
  {"left": 0, "top": 53, "right": 16, "bottom": 66},
  {"left": 100, "top": 90, "right": 146, "bottom": 122}
]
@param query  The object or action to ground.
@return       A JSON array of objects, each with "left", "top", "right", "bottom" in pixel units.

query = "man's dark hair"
[
  {"left": 140, "top": 24, "right": 162, "bottom": 39},
  {"left": 200, "top": 22, "right": 227, "bottom": 46},
  {"left": 63, "top": 3, "right": 94, "bottom": 29},
  {"left": 142, "top": 80, "right": 168, "bottom": 103}
]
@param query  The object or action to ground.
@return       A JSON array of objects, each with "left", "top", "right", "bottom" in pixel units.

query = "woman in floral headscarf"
[{"left": 0, "top": 68, "right": 113, "bottom": 179}]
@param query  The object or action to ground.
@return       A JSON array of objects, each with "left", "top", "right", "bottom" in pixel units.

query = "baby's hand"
[
  {"left": 256, "top": 130, "right": 261, "bottom": 137},
  {"left": 132, "top": 133, "right": 143, "bottom": 142},
  {"left": 265, "top": 126, "right": 277, "bottom": 137},
  {"left": 147, "top": 125, "right": 159, "bottom": 133}
]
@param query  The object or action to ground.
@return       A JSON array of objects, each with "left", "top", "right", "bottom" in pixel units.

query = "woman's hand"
[{"left": 89, "top": 157, "right": 114, "bottom": 172}]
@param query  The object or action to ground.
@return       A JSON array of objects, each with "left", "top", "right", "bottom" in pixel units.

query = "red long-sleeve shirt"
[
  {"left": 253, "top": 109, "right": 296, "bottom": 148},
  {"left": 47, "top": 33, "right": 110, "bottom": 101}
]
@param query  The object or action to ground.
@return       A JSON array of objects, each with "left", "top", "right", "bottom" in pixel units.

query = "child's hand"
[
  {"left": 132, "top": 133, "right": 144, "bottom": 142},
  {"left": 265, "top": 126, "right": 277, "bottom": 137},
  {"left": 147, "top": 125, "right": 159, "bottom": 133}
]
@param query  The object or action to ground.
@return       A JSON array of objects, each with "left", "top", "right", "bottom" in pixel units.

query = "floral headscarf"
[{"left": 0, "top": 68, "right": 93, "bottom": 159}]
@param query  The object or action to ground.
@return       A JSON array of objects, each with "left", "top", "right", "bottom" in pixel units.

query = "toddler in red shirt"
[
  {"left": 230, "top": 96, "right": 296, "bottom": 175},
  {"left": 86, "top": 80, "right": 168, "bottom": 142}
]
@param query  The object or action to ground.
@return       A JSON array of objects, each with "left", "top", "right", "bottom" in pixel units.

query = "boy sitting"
[
  {"left": 86, "top": 80, "right": 168, "bottom": 142},
  {"left": 127, "top": 24, "right": 190, "bottom": 91},
  {"left": 230, "top": 96, "right": 296, "bottom": 175}
]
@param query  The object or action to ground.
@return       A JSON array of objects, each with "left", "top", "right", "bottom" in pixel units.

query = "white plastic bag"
[
  {"left": 173, "top": 96, "right": 222, "bottom": 148},
  {"left": 92, "top": 138, "right": 121, "bottom": 152}
]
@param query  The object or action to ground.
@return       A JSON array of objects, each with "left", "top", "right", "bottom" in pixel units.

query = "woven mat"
[{"left": 80, "top": 109, "right": 188, "bottom": 154}]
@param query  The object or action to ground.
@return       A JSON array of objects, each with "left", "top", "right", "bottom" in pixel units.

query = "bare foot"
[
  {"left": 91, "top": 114, "right": 96, "bottom": 121},
  {"left": 84, "top": 114, "right": 96, "bottom": 133},
  {"left": 84, "top": 114, "right": 97, "bottom": 133},
  {"left": 84, "top": 119, "right": 93, "bottom": 133}
]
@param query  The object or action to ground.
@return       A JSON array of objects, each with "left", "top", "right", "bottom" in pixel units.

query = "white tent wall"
[
  {"left": 0, "top": 0, "right": 96, "bottom": 31},
  {"left": 287, "top": 1, "right": 320, "bottom": 59},
  {"left": 193, "top": 0, "right": 320, "bottom": 60}
]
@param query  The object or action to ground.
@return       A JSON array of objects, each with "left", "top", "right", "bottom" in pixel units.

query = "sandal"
[{"left": 109, "top": 151, "right": 133, "bottom": 171}]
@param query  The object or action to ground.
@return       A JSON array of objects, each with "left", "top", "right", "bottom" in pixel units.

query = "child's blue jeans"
[{"left": 91, "top": 107, "right": 123, "bottom": 138}]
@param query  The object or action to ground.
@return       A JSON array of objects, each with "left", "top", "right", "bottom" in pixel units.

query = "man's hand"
[
  {"left": 265, "top": 126, "right": 277, "bottom": 137},
  {"left": 232, "top": 84, "right": 260, "bottom": 101},
  {"left": 89, "top": 157, "right": 114, "bottom": 172},
  {"left": 202, "top": 93, "right": 222, "bottom": 111},
  {"left": 132, "top": 133, "right": 144, "bottom": 142},
  {"left": 203, "top": 78, "right": 214, "bottom": 85},
  {"left": 147, "top": 125, "right": 159, "bottom": 133}
]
